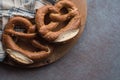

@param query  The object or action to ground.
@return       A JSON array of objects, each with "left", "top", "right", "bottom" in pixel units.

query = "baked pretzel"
[
  {"left": 36, "top": 0, "right": 81, "bottom": 42},
  {"left": 2, "top": 17, "right": 51, "bottom": 64}
]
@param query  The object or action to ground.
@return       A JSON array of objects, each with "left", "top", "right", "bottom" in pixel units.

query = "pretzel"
[
  {"left": 36, "top": 0, "right": 81, "bottom": 42},
  {"left": 2, "top": 17, "right": 51, "bottom": 64}
]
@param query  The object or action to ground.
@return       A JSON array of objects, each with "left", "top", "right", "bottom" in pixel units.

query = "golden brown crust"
[
  {"left": 2, "top": 17, "right": 52, "bottom": 63},
  {"left": 4, "top": 17, "right": 36, "bottom": 39},
  {"left": 36, "top": 0, "right": 81, "bottom": 41}
]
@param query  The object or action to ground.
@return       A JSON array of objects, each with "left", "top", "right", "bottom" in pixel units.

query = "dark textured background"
[{"left": 0, "top": 0, "right": 120, "bottom": 80}]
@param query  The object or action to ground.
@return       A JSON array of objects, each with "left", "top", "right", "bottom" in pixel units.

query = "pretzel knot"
[
  {"left": 2, "top": 17, "right": 51, "bottom": 64},
  {"left": 36, "top": 0, "right": 81, "bottom": 42}
]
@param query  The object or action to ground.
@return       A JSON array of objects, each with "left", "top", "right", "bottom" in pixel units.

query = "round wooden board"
[{"left": 3, "top": 0, "right": 87, "bottom": 68}]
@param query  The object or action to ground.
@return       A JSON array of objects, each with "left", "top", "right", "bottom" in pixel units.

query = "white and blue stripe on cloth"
[{"left": 0, "top": 0, "right": 57, "bottom": 62}]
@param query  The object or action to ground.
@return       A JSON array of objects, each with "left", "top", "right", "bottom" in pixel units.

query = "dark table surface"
[{"left": 0, "top": 0, "right": 120, "bottom": 80}]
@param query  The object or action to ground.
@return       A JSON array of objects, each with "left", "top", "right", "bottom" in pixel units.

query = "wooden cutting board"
[{"left": 3, "top": 0, "right": 87, "bottom": 68}]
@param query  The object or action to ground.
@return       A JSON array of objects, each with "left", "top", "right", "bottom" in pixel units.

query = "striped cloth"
[{"left": 0, "top": 0, "right": 57, "bottom": 62}]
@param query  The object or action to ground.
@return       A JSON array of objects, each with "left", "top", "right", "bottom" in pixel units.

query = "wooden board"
[{"left": 3, "top": 0, "right": 87, "bottom": 68}]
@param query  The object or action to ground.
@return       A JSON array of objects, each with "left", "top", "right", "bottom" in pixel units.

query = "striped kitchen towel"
[{"left": 0, "top": 0, "right": 57, "bottom": 62}]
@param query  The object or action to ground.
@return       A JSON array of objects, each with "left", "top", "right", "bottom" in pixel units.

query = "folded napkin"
[{"left": 0, "top": 0, "right": 57, "bottom": 61}]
